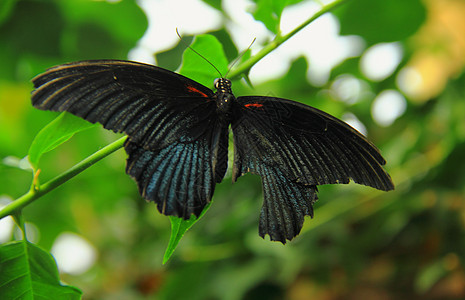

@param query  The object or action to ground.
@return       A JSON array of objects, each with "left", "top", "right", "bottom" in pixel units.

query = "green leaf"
[
  {"left": 179, "top": 34, "right": 229, "bottom": 88},
  {"left": 0, "top": 1, "right": 64, "bottom": 60},
  {"left": 0, "top": 0, "right": 16, "bottom": 26},
  {"left": 251, "top": 0, "right": 288, "bottom": 33},
  {"left": 338, "top": 0, "right": 426, "bottom": 45},
  {"left": 200, "top": 0, "right": 222, "bottom": 11},
  {"left": 57, "top": 0, "right": 147, "bottom": 47},
  {"left": 28, "top": 112, "right": 97, "bottom": 169},
  {"left": 57, "top": 0, "right": 148, "bottom": 59},
  {"left": 0, "top": 240, "right": 82, "bottom": 299},
  {"left": 163, "top": 202, "right": 212, "bottom": 264},
  {"left": 0, "top": 0, "right": 147, "bottom": 81},
  {"left": 414, "top": 259, "right": 448, "bottom": 293}
]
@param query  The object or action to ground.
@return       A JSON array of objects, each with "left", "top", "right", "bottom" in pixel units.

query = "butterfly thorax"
[{"left": 214, "top": 78, "right": 235, "bottom": 122}]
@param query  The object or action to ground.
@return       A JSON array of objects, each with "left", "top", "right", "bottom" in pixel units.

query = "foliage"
[
  {"left": 28, "top": 113, "right": 97, "bottom": 169},
  {"left": 1, "top": 0, "right": 465, "bottom": 299},
  {"left": 0, "top": 239, "right": 81, "bottom": 299}
]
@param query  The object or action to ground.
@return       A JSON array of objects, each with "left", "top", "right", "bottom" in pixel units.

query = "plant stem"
[
  {"left": 228, "top": 0, "right": 349, "bottom": 79},
  {"left": 0, "top": 136, "right": 127, "bottom": 220}
]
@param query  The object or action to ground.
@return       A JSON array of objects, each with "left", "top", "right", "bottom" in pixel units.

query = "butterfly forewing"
[{"left": 32, "top": 60, "right": 217, "bottom": 149}]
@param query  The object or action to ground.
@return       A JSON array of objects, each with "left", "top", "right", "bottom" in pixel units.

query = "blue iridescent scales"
[
  {"left": 125, "top": 138, "right": 213, "bottom": 218},
  {"left": 32, "top": 60, "right": 394, "bottom": 243}
]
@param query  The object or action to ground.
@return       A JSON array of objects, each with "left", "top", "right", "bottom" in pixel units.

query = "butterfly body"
[
  {"left": 212, "top": 78, "right": 235, "bottom": 122},
  {"left": 32, "top": 60, "right": 394, "bottom": 243}
]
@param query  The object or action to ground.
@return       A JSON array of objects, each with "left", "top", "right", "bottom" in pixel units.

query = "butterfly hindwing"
[
  {"left": 124, "top": 122, "right": 229, "bottom": 218},
  {"left": 232, "top": 96, "right": 394, "bottom": 242},
  {"left": 257, "top": 164, "right": 318, "bottom": 243}
]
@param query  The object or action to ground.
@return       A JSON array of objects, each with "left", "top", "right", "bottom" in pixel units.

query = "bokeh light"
[{"left": 51, "top": 232, "right": 97, "bottom": 275}]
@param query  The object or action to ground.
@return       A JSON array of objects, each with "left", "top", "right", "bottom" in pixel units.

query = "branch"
[
  {"left": 228, "top": 0, "right": 349, "bottom": 79},
  {"left": 0, "top": 136, "right": 127, "bottom": 219}
]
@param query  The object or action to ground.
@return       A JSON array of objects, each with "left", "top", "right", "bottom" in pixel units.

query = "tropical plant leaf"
[
  {"left": 338, "top": 0, "right": 426, "bottom": 44},
  {"left": 251, "top": 0, "right": 288, "bottom": 33},
  {"left": 28, "top": 112, "right": 97, "bottom": 169},
  {"left": 179, "top": 34, "right": 229, "bottom": 88},
  {"left": 163, "top": 202, "right": 212, "bottom": 264},
  {"left": 0, "top": 0, "right": 16, "bottom": 26},
  {"left": 0, "top": 240, "right": 82, "bottom": 299}
]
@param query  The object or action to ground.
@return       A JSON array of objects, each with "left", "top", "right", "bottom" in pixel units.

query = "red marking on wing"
[
  {"left": 186, "top": 85, "right": 208, "bottom": 98},
  {"left": 245, "top": 103, "right": 264, "bottom": 108}
]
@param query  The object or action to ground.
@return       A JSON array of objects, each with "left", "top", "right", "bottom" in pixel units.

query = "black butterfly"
[{"left": 31, "top": 60, "right": 394, "bottom": 243}]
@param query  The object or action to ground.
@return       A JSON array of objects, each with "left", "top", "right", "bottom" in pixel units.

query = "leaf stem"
[
  {"left": 228, "top": 0, "right": 349, "bottom": 79},
  {"left": 0, "top": 136, "right": 127, "bottom": 220}
]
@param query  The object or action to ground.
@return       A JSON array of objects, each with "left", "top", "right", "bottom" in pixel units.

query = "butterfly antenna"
[
  {"left": 224, "top": 37, "right": 256, "bottom": 78},
  {"left": 176, "top": 28, "right": 223, "bottom": 78}
]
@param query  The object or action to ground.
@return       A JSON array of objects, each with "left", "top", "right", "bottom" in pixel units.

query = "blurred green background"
[{"left": 1, "top": 0, "right": 465, "bottom": 299}]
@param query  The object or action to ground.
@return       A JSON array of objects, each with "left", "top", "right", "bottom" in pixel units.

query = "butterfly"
[{"left": 31, "top": 59, "right": 394, "bottom": 243}]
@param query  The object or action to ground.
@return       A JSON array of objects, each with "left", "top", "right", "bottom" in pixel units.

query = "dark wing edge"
[
  {"left": 232, "top": 96, "right": 394, "bottom": 243},
  {"left": 259, "top": 165, "right": 318, "bottom": 243}
]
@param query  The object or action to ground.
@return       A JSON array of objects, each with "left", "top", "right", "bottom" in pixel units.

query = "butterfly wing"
[
  {"left": 32, "top": 60, "right": 220, "bottom": 148},
  {"left": 32, "top": 60, "right": 229, "bottom": 218},
  {"left": 124, "top": 123, "right": 228, "bottom": 218},
  {"left": 232, "top": 96, "right": 394, "bottom": 242}
]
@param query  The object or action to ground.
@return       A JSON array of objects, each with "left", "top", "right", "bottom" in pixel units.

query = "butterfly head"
[{"left": 214, "top": 78, "right": 233, "bottom": 94}]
